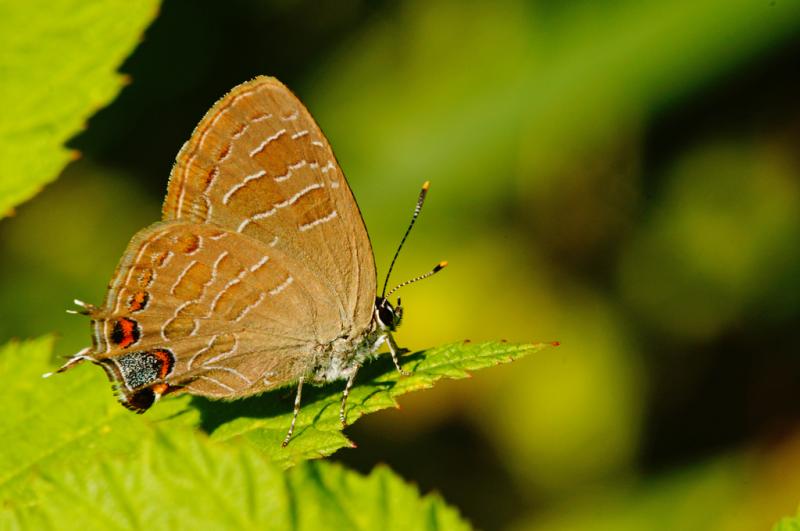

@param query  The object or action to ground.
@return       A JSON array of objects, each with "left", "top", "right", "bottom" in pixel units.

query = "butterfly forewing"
[
  {"left": 92, "top": 221, "right": 339, "bottom": 399},
  {"left": 162, "top": 76, "right": 376, "bottom": 333}
]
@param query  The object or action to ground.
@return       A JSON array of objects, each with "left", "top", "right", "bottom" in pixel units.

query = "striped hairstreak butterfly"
[{"left": 48, "top": 76, "right": 446, "bottom": 445}]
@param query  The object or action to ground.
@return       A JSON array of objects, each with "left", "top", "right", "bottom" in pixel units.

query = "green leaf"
[
  {"left": 0, "top": 0, "right": 159, "bottom": 217},
  {"left": 197, "top": 340, "right": 552, "bottom": 467},
  {"left": 3, "top": 430, "right": 471, "bottom": 531},
  {"left": 2, "top": 337, "right": 546, "bottom": 503},
  {"left": 0, "top": 337, "right": 197, "bottom": 502}
]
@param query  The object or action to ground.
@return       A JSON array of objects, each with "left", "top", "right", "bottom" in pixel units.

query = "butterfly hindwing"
[{"left": 89, "top": 221, "right": 338, "bottom": 403}]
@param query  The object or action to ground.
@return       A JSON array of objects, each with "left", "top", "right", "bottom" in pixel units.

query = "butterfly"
[{"left": 49, "top": 76, "right": 446, "bottom": 446}]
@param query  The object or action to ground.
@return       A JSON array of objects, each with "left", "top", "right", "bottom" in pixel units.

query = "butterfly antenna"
[
  {"left": 381, "top": 181, "right": 430, "bottom": 299},
  {"left": 384, "top": 261, "right": 448, "bottom": 300}
]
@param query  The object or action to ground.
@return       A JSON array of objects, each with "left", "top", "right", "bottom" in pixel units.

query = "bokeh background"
[{"left": 2, "top": 1, "right": 800, "bottom": 529}]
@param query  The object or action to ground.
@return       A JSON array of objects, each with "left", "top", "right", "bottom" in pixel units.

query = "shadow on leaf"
[{"left": 190, "top": 349, "right": 425, "bottom": 434}]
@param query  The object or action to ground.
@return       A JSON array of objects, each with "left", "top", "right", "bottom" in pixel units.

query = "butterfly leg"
[
  {"left": 340, "top": 363, "right": 362, "bottom": 427},
  {"left": 386, "top": 333, "right": 411, "bottom": 377},
  {"left": 282, "top": 376, "right": 304, "bottom": 447}
]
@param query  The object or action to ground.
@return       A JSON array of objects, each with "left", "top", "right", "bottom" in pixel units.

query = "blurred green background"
[{"left": 2, "top": 0, "right": 800, "bottom": 529}]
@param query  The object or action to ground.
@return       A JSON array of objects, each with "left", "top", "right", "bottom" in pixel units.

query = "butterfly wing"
[
  {"left": 162, "top": 76, "right": 376, "bottom": 334},
  {"left": 89, "top": 221, "right": 335, "bottom": 406}
]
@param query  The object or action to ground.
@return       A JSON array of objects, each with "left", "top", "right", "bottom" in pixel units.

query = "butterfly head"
[
  {"left": 376, "top": 182, "right": 446, "bottom": 335},
  {"left": 375, "top": 297, "right": 403, "bottom": 331}
]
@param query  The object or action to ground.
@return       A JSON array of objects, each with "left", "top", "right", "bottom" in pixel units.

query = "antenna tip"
[
  {"left": 422, "top": 181, "right": 430, "bottom": 191},
  {"left": 434, "top": 260, "right": 448, "bottom": 272}
]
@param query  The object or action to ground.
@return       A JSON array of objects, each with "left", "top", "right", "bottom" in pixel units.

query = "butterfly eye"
[{"left": 375, "top": 298, "right": 398, "bottom": 330}]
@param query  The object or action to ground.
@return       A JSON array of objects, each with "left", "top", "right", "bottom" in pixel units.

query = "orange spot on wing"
[
  {"left": 152, "top": 349, "right": 175, "bottom": 378},
  {"left": 111, "top": 317, "right": 140, "bottom": 348},
  {"left": 152, "top": 250, "right": 171, "bottom": 267},
  {"left": 175, "top": 232, "right": 201, "bottom": 254},
  {"left": 127, "top": 291, "right": 149, "bottom": 312},
  {"left": 137, "top": 268, "right": 154, "bottom": 288}
]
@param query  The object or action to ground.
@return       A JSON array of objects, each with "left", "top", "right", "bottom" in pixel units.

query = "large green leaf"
[
  {"left": 2, "top": 430, "right": 470, "bottom": 530},
  {"left": 2, "top": 337, "right": 549, "bottom": 501},
  {"left": 0, "top": 337, "right": 197, "bottom": 502},
  {"left": 0, "top": 0, "right": 159, "bottom": 217},
  {"left": 198, "top": 340, "right": 552, "bottom": 467}
]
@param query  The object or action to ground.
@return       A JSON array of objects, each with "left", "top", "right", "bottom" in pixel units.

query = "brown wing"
[
  {"left": 90, "top": 221, "right": 336, "bottom": 398},
  {"left": 162, "top": 76, "right": 376, "bottom": 334}
]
